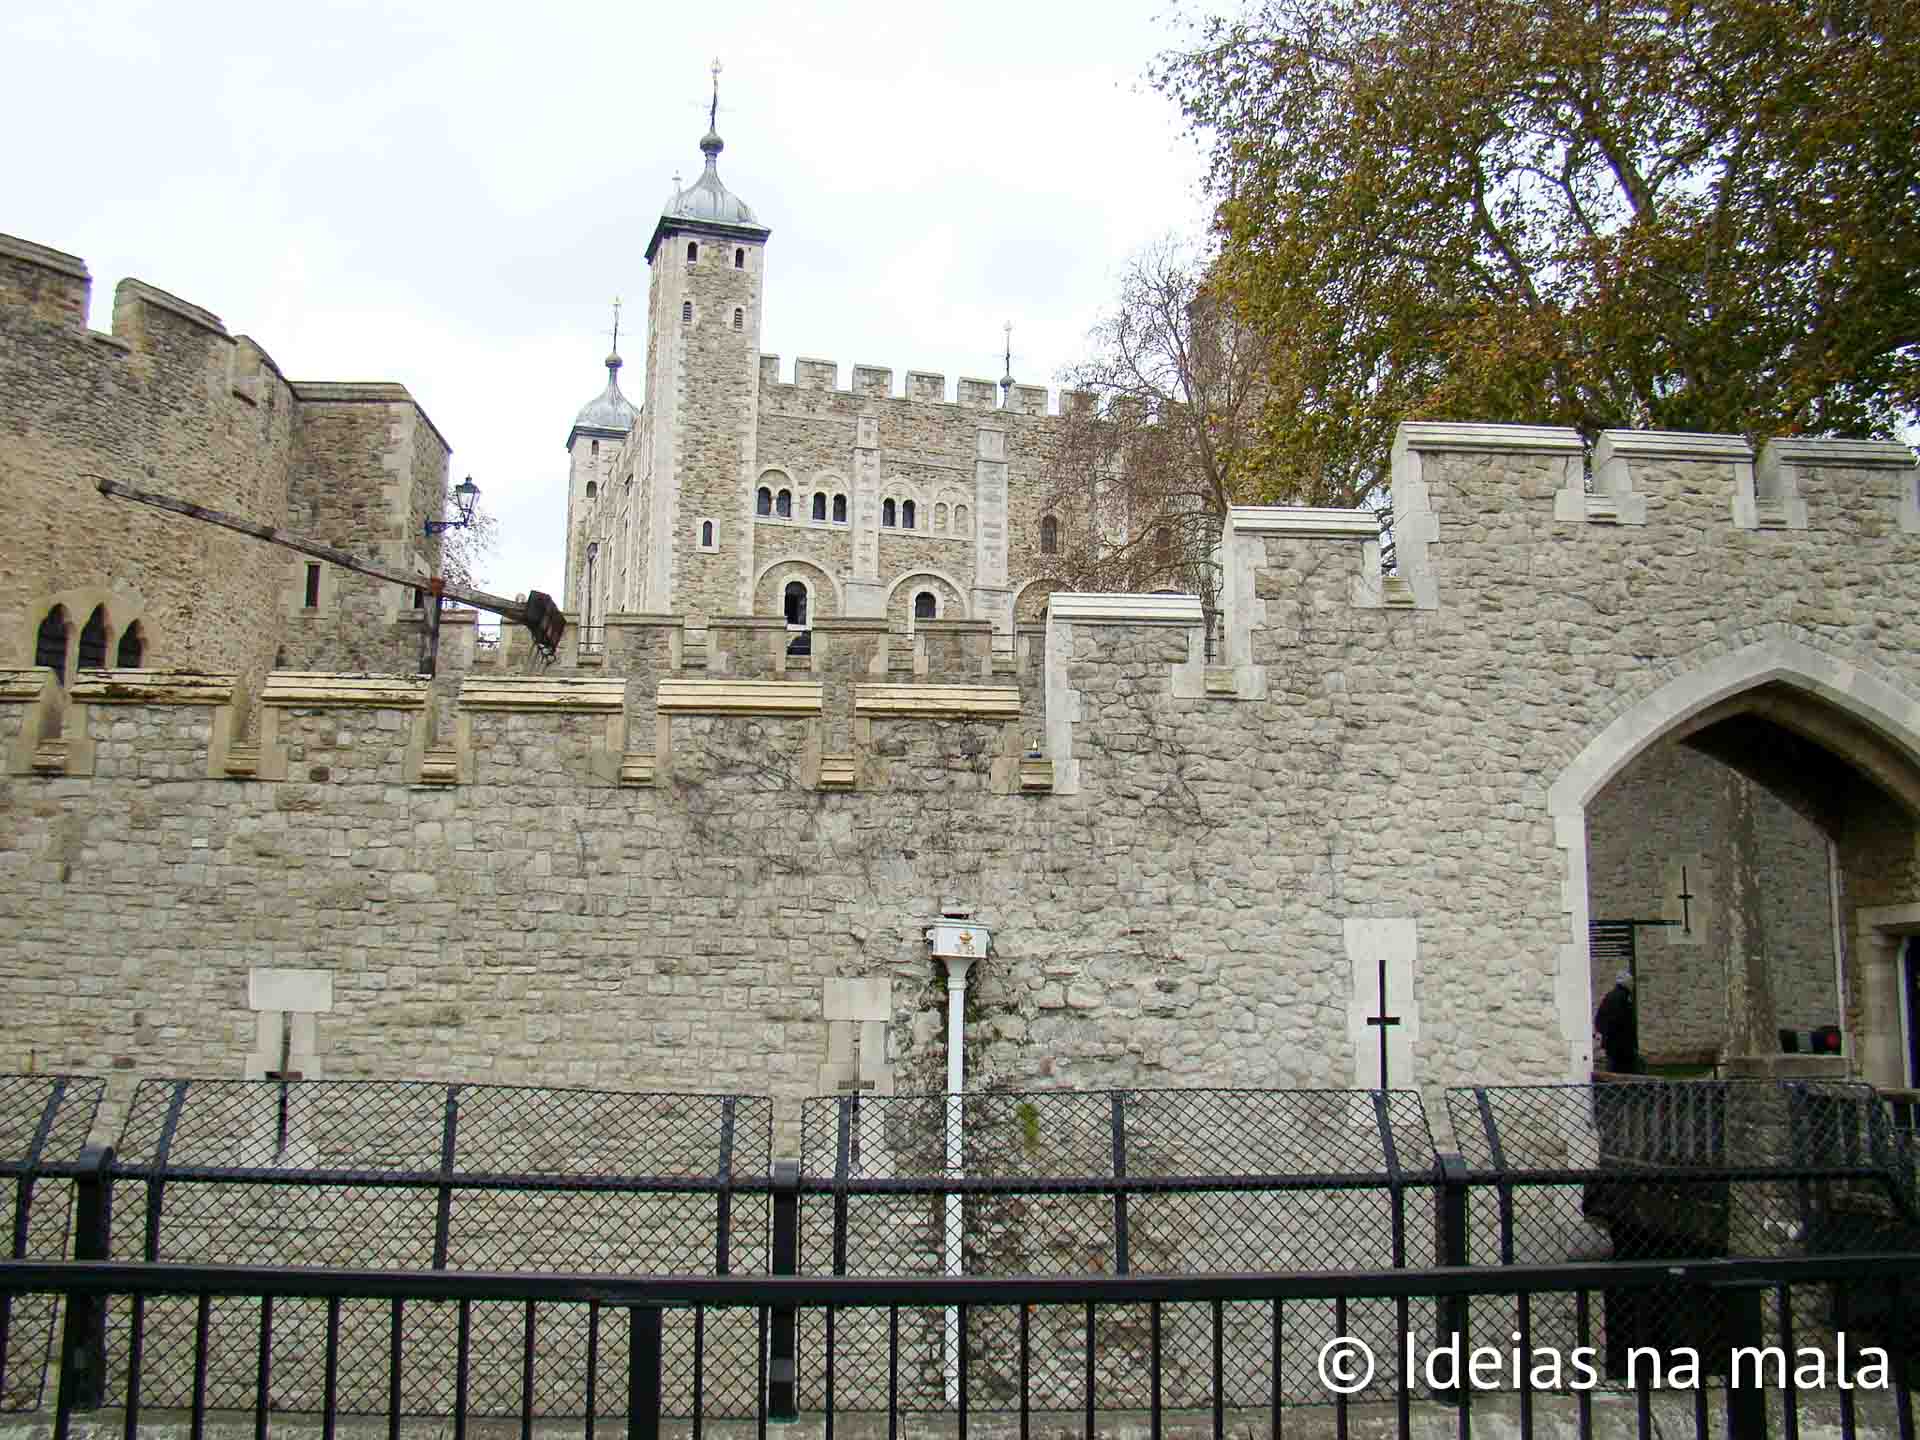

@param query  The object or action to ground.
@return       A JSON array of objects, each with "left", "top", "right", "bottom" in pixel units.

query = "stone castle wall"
[
  {"left": 0, "top": 234, "right": 298, "bottom": 711},
  {"left": 0, "top": 233, "right": 451, "bottom": 705},
  {"left": 6, "top": 424, "right": 1919, "bottom": 1146}
]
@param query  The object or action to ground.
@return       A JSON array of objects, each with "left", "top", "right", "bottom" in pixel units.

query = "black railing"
[
  {"left": 0, "top": 1076, "right": 105, "bottom": 1410},
  {"left": 6, "top": 1253, "right": 1918, "bottom": 1440},
  {"left": 4, "top": 1076, "right": 1919, "bottom": 1430}
]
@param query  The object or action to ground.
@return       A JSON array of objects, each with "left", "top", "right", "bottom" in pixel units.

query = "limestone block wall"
[
  {"left": 751, "top": 362, "right": 1061, "bottom": 631},
  {"left": 278, "top": 385, "right": 451, "bottom": 675},
  {"left": 0, "top": 233, "right": 297, "bottom": 705},
  {"left": 4, "top": 423, "right": 1920, "bottom": 1154},
  {"left": 0, "top": 233, "right": 456, "bottom": 701}
]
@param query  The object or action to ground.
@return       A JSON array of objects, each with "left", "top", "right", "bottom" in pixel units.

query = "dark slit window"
[
  {"left": 35, "top": 606, "right": 69, "bottom": 683},
  {"left": 77, "top": 606, "right": 108, "bottom": 670}
]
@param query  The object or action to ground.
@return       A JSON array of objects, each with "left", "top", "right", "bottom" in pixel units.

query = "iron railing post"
[
  {"left": 55, "top": 1143, "right": 113, "bottom": 1413},
  {"left": 627, "top": 1304, "right": 662, "bottom": 1440},
  {"left": 767, "top": 1158, "right": 799, "bottom": 1423},
  {"left": 1714, "top": 1280, "right": 1769, "bottom": 1440},
  {"left": 1433, "top": 1151, "right": 1469, "bottom": 1392}
]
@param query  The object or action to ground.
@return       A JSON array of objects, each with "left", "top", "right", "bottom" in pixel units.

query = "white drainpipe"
[
  {"left": 942, "top": 952, "right": 972, "bottom": 1409},
  {"left": 925, "top": 915, "right": 987, "bottom": 1412}
]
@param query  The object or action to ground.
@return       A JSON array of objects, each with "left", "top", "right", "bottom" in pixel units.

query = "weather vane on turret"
[
  {"left": 710, "top": 57, "right": 722, "bottom": 131},
  {"left": 1001, "top": 321, "right": 1016, "bottom": 403},
  {"left": 609, "top": 296, "right": 622, "bottom": 355}
]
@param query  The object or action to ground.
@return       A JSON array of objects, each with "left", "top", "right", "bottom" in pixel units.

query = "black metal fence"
[
  {"left": 2, "top": 1074, "right": 1917, "bottom": 1433},
  {"left": 0, "top": 1075, "right": 104, "bottom": 1409},
  {"left": 10, "top": 1253, "right": 1920, "bottom": 1440}
]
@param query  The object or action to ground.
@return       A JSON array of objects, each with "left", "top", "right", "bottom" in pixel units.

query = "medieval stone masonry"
[
  {"left": 3, "top": 121, "right": 1920, "bottom": 1166},
  {"left": 560, "top": 124, "right": 1067, "bottom": 643}
]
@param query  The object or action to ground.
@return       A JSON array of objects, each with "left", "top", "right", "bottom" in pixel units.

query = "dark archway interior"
[{"left": 1586, "top": 683, "right": 1920, "bottom": 1074}]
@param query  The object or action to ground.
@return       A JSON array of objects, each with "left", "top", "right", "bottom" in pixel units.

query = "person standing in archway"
[{"left": 1594, "top": 969, "right": 1640, "bottom": 1074}]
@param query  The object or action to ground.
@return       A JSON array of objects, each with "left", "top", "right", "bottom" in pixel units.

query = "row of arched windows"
[
  {"left": 881, "top": 498, "right": 971, "bottom": 535},
  {"left": 757, "top": 487, "right": 849, "bottom": 524},
  {"left": 778, "top": 581, "right": 938, "bottom": 630},
  {"left": 34, "top": 604, "right": 144, "bottom": 685}
]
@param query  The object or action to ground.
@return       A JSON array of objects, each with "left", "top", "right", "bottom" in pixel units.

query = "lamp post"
[
  {"left": 421, "top": 476, "right": 481, "bottom": 675},
  {"left": 425, "top": 476, "right": 480, "bottom": 537}
]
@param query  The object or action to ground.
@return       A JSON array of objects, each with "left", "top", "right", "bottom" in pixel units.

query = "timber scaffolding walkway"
[{"left": 0, "top": 1076, "right": 1916, "bottom": 1439}]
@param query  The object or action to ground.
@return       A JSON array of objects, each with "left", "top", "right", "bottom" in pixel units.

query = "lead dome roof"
[
  {"left": 646, "top": 127, "right": 771, "bottom": 262},
  {"left": 569, "top": 352, "right": 637, "bottom": 445}
]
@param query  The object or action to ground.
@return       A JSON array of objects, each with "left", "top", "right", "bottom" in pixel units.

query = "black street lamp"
[{"left": 425, "top": 476, "right": 480, "bottom": 537}]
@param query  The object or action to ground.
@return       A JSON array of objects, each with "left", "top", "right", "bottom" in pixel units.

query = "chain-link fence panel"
[
  {"left": 795, "top": 1088, "right": 1439, "bottom": 1415},
  {"left": 102, "top": 1080, "right": 770, "bottom": 1418},
  {"left": 0, "top": 1075, "right": 104, "bottom": 1410}
]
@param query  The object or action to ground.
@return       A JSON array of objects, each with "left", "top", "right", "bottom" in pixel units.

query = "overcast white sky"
[{"left": 3, "top": 0, "right": 1214, "bottom": 601}]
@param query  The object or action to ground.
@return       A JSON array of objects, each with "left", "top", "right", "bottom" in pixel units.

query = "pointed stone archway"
[{"left": 1548, "top": 633, "right": 1920, "bottom": 1086}]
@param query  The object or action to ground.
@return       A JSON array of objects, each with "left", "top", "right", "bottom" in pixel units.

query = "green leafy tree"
[{"left": 1155, "top": 0, "right": 1920, "bottom": 488}]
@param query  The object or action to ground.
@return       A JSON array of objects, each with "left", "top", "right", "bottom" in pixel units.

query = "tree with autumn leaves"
[
  {"left": 1046, "top": 0, "right": 1917, "bottom": 597},
  {"left": 1158, "top": 0, "right": 1918, "bottom": 496}
]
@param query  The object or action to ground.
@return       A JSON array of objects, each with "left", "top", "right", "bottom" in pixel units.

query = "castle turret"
[
  {"left": 564, "top": 340, "right": 638, "bottom": 628},
  {"left": 636, "top": 90, "right": 770, "bottom": 621}
]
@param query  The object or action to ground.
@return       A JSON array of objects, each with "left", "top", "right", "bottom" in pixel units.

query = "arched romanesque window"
[
  {"left": 756, "top": 487, "right": 772, "bottom": 516},
  {"left": 1040, "top": 514, "right": 1059, "bottom": 554},
  {"left": 700, "top": 520, "right": 716, "bottom": 548},
  {"left": 954, "top": 504, "right": 969, "bottom": 534},
  {"left": 914, "top": 591, "right": 937, "bottom": 620},
  {"left": 35, "top": 606, "right": 68, "bottom": 684},
  {"left": 686, "top": 241, "right": 699, "bottom": 263},
  {"left": 776, "top": 489, "right": 792, "bottom": 519},
  {"left": 812, "top": 492, "right": 827, "bottom": 521},
  {"left": 902, "top": 500, "right": 916, "bottom": 530},
  {"left": 783, "top": 580, "right": 809, "bottom": 627},
  {"left": 585, "top": 480, "right": 597, "bottom": 500},
  {"left": 115, "top": 621, "right": 145, "bottom": 668},
  {"left": 734, "top": 248, "right": 745, "bottom": 268},
  {"left": 77, "top": 606, "right": 108, "bottom": 671},
  {"left": 934, "top": 503, "right": 948, "bottom": 532},
  {"left": 882, "top": 499, "right": 897, "bottom": 528},
  {"left": 832, "top": 495, "right": 847, "bottom": 523}
]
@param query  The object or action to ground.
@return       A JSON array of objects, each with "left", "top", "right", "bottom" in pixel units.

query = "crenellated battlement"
[
  {"left": 9, "top": 423, "right": 1915, "bottom": 804},
  {"left": 758, "top": 352, "right": 1066, "bottom": 415}
]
